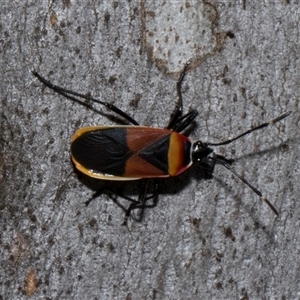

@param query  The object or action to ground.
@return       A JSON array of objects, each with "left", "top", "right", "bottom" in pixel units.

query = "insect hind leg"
[{"left": 32, "top": 70, "right": 139, "bottom": 125}]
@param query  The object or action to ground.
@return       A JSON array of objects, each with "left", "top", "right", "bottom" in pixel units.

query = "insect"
[{"left": 32, "top": 65, "right": 290, "bottom": 224}]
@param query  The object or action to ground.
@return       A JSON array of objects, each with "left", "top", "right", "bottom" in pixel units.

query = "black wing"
[{"left": 71, "top": 128, "right": 131, "bottom": 176}]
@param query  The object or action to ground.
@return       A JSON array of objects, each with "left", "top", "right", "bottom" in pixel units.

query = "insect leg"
[
  {"left": 122, "top": 180, "right": 160, "bottom": 225},
  {"left": 85, "top": 188, "right": 139, "bottom": 216},
  {"left": 32, "top": 70, "right": 139, "bottom": 125},
  {"left": 85, "top": 180, "right": 160, "bottom": 225},
  {"left": 167, "top": 63, "right": 190, "bottom": 130},
  {"left": 171, "top": 110, "right": 198, "bottom": 132}
]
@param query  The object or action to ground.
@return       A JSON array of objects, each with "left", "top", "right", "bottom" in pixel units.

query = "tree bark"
[{"left": 0, "top": 1, "right": 298, "bottom": 299}]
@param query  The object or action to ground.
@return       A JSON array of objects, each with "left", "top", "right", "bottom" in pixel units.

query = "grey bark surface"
[{"left": 1, "top": 1, "right": 299, "bottom": 299}]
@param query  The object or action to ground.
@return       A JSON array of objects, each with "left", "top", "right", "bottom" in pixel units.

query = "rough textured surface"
[
  {"left": 141, "top": 1, "right": 223, "bottom": 74},
  {"left": 1, "top": 1, "right": 299, "bottom": 299}
]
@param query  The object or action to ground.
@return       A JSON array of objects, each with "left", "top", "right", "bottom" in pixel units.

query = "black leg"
[
  {"left": 171, "top": 110, "right": 198, "bottom": 132},
  {"left": 166, "top": 63, "right": 199, "bottom": 133},
  {"left": 122, "top": 180, "right": 160, "bottom": 225},
  {"left": 32, "top": 70, "right": 139, "bottom": 125},
  {"left": 85, "top": 180, "right": 160, "bottom": 225},
  {"left": 167, "top": 63, "right": 190, "bottom": 130}
]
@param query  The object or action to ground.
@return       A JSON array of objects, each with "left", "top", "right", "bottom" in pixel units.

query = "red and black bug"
[{"left": 32, "top": 65, "right": 290, "bottom": 224}]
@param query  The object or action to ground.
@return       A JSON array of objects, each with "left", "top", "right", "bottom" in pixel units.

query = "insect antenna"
[
  {"left": 209, "top": 156, "right": 279, "bottom": 215},
  {"left": 207, "top": 111, "right": 291, "bottom": 146},
  {"left": 205, "top": 112, "right": 291, "bottom": 216}
]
